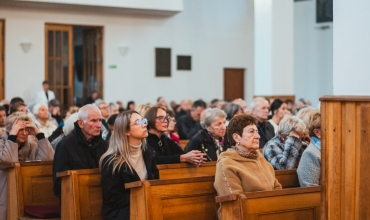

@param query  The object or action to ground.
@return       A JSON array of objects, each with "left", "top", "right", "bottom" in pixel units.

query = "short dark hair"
[
  {"left": 166, "top": 109, "right": 175, "bottom": 118},
  {"left": 145, "top": 106, "right": 166, "bottom": 130},
  {"left": 10, "top": 102, "right": 26, "bottom": 114},
  {"left": 126, "top": 101, "right": 135, "bottom": 110},
  {"left": 42, "top": 80, "right": 49, "bottom": 85},
  {"left": 192, "top": 99, "right": 207, "bottom": 109},
  {"left": 49, "top": 99, "right": 61, "bottom": 107},
  {"left": 0, "top": 105, "right": 6, "bottom": 112},
  {"left": 227, "top": 114, "right": 258, "bottom": 146},
  {"left": 107, "top": 114, "right": 118, "bottom": 126},
  {"left": 10, "top": 97, "right": 24, "bottom": 106},
  {"left": 285, "top": 99, "right": 293, "bottom": 104},
  {"left": 270, "top": 99, "right": 284, "bottom": 116}
]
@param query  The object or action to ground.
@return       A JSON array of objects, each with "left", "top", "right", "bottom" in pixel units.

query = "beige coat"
[
  {"left": 214, "top": 149, "right": 282, "bottom": 219},
  {"left": 0, "top": 132, "right": 54, "bottom": 219}
]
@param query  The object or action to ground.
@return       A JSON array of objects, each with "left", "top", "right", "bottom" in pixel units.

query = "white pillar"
[
  {"left": 333, "top": 0, "right": 370, "bottom": 95},
  {"left": 254, "top": 0, "right": 294, "bottom": 96}
]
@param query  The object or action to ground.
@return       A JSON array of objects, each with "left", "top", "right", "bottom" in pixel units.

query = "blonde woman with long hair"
[{"left": 100, "top": 110, "right": 159, "bottom": 220}]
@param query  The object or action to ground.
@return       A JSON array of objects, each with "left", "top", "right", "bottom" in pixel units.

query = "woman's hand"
[
  {"left": 289, "top": 131, "right": 300, "bottom": 139},
  {"left": 25, "top": 121, "right": 41, "bottom": 135},
  {"left": 10, "top": 119, "right": 25, "bottom": 135},
  {"left": 180, "top": 150, "right": 207, "bottom": 167},
  {"left": 300, "top": 132, "right": 311, "bottom": 145}
]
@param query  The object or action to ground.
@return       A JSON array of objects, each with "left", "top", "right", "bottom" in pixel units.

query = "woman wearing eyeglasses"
[
  {"left": 0, "top": 112, "right": 54, "bottom": 219},
  {"left": 100, "top": 110, "right": 159, "bottom": 220},
  {"left": 145, "top": 107, "right": 206, "bottom": 165}
]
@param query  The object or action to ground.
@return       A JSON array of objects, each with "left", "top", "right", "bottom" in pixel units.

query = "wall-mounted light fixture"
[
  {"left": 118, "top": 46, "right": 128, "bottom": 56},
  {"left": 20, "top": 42, "right": 32, "bottom": 53}
]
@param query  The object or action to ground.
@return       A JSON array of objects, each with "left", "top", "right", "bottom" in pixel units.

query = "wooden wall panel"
[{"left": 320, "top": 96, "right": 370, "bottom": 220}]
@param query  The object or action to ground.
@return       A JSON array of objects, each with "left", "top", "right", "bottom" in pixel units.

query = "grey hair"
[
  {"left": 62, "top": 113, "right": 78, "bottom": 135},
  {"left": 277, "top": 116, "right": 307, "bottom": 139},
  {"left": 222, "top": 103, "right": 242, "bottom": 120},
  {"left": 94, "top": 99, "right": 106, "bottom": 108},
  {"left": 78, "top": 104, "right": 101, "bottom": 122},
  {"left": 201, "top": 108, "right": 227, "bottom": 127},
  {"left": 32, "top": 103, "right": 48, "bottom": 116},
  {"left": 250, "top": 97, "right": 268, "bottom": 110},
  {"left": 6, "top": 112, "right": 31, "bottom": 132}
]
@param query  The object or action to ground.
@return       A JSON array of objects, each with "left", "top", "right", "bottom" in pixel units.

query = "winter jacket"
[
  {"left": 0, "top": 132, "right": 54, "bottom": 220},
  {"left": 214, "top": 148, "right": 282, "bottom": 220},
  {"left": 177, "top": 113, "right": 202, "bottom": 140},
  {"left": 297, "top": 141, "right": 321, "bottom": 187},
  {"left": 146, "top": 133, "right": 184, "bottom": 164},
  {"left": 184, "top": 129, "right": 221, "bottom": 161},
  {"left": 34, "top": 118, "right": 58, "bottom": 138},
  {"left": 262, "top": 135, "right": 303, "bottom": 170},
  {"left": 53, "top": 122, "right": 108, "bottom": 198},
  {"left": 101, "top": 147, "right": 159, "bottom": 220}
]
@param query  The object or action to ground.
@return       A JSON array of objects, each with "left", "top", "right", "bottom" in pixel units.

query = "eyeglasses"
[
  {"left": 131, "top": 118, "right": 148, "bottom": 126},
  {"left": 156, "top": 115, "right": 170, "bottom": 123}
]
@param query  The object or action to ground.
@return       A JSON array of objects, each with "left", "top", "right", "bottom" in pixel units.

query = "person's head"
[
  {"left": 156, "top": 97, "right": 167, "bottom": 107},
  {"left": 107, "top": 114, "right": 118, "bottom": 133},
  {"left": 166, "top": 109, "right": 176, "bottom": 133},
  {"left": 62, "top": 113, "right": 79, "bottom": 136},
  {"left": 91, "top": 91, "right": 98, "bottom": 100},
  {"left": 126, "top": 101, "right": 136, "bottom": 111},
  {"left": 100, "top": 110, "right": 148, "bottom": 173},
  {"left": 95, "top": 100, "right": 109, "bottom": 119},
  {"left": 180, "top": 99, "right": 192, "bottom": 111},
  {"left": 233, "top": 98, "right": 249, "bottom": 114},
  {"left": 135, "top": 104, "right": 152, "bottom": 117},
  {"left": 42, "top": 80, "right": 49, "bottom": 92},
  {"left": 190, "top": 100, "right": 207, "bottom": 121},
  {"left": 210, "top": 99, "right": 219, "bottom": 108},
  {"left": 285, "top": 99, "right": 294, "bottom": 113},
  {"left": 296, "top": 106, "right": 314, "bottom": 120},
  {"left": 48, "top": 99, "right": 61, "bottom": 113},
  {"left": 201, "top": 108, "right": 227, "bottom": 139},
  {"left": 108, "top": 103, "right": 119, "bottom": 115},
  {"left": 270, "top": 99, "right": 288, "bottom": 121},
  {"left": 9, "top": 97, "right": 25, "bottom": 113},
  {"left": 305, "top": 109, "right": 321, "bottom": 139},
  {"left": 6, "top": 112, "right": 32, "bottom": 143},
  {"left": 223, "top": 103, "right": 243, "bottom": 121},
  {"left": 10, "top": 102, "right": 28, "bottom": 115},
  {"left": 77, "top": 104, "right": 102, "bottom": 141},
  {"left": 227, "top": 114, "right": 259, "bottom": 153},
  {"left": 0, "top": 106, "right": 6, "bottom": 127},
  {"left": 277, "top": 116, "right": 307, "bottom": 140},
  {"left": 32, "top": 104, "right": 49, "bottom": 120},
  {"left": 250, "top": 97, "right": 270, "bottom": 122},
  {"left": 145, "top": 107, "right": 170, "bottom": 135},
  {"left": 69, "top": 106, "right": 80, "bottom": 114}
]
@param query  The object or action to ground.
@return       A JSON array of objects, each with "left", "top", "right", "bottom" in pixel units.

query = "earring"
[{"left": 237, "top": 142, "right": 240, "bottom": 145}]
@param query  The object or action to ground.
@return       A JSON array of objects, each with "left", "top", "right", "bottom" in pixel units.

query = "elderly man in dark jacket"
[
  {"left": 177, "top": 100, "right": 206, "bottom": 140},
  {"left": 251, "top": 97, "right": 275, "bottom": 148},
  {"left": 53, "top": 104, "right": 108, "bottom": 198}
]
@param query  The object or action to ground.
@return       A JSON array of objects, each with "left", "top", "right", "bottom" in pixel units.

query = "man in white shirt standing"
[{"left": 35, "top": 81, "right": 55, "bottom": 106}]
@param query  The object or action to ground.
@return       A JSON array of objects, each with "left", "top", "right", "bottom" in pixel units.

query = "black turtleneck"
[{"left": 146, "top": 132, "right": 184, "bottom": 164}]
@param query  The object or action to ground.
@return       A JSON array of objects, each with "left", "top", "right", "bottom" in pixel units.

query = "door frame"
[{"left": 0, "top": 19, "right": 5, "bottom": 100}]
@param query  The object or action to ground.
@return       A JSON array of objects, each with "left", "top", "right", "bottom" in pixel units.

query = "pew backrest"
[
  {"left": 179, "top": 139, "right": 189, "bottom": 150},
  {"left": 275, "top": 169, "right": 300, "bottom": 188},
  {"left": 56, "top": 168, "right": 102, "bottom": 220},
  {"left": 216, "top": 186, "right": 321, "bottom": 220},
  {"left": 1, "top": 161, "right": 59, "bottom": 220},
  {"left": 157, "top": 161, "right": 216, "bottom": 179},
  {"left": 126, "top": 176, "right": 217, "bottom": 220}
]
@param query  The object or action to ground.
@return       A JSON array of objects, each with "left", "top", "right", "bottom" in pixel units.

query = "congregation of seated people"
[{"left": 0, "top": 81, "right": 321, "bottom": 220}]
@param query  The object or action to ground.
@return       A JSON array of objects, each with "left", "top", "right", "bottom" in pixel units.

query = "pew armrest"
[
  {"left": 125, "top": 181, "right": 143, "bottom": 189},
  {"left": 56, "top": 168, "right": 100, "bottom": 178}
]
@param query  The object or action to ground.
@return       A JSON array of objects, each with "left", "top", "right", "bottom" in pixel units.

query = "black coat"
[
  {"left": 53, "top": 122, "right": 108, "bottom": 198},
  {"left": 146, "top": 133, "right": 184, "bottom": 164},
  {"left": 258, "top": 121, "right": 275, "bottom": 148},
  {"left": 100, "top": 148, "right": 159, "bottom": 220},
  {"left": 177, "top": 113, "right": 202, "bottom": 140},
  {"left": 184, "top": 129, "right": 220, "bottom": 161}
]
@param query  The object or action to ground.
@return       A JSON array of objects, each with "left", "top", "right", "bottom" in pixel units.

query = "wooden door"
[
  {"left": 83, "top": 28, "right": 103, "bottom": 100},
  {"left": 224, "top": 68, "right": 244, "bottom": 101},
  {"left": 0, "top": 20, "right": 4, "bottom": 100},
  {"left": 45, "top": 24, "right": 73, "bottom": 109}
]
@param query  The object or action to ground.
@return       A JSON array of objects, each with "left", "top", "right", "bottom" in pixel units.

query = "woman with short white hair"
[
  {"left": 50, "top": 113, "right": 78, "bottom": 150},
  {"left": 32, "top": 103, "right": 58, "bottom": 138},
  {"left": 262, "top": 116, "right": 307, "bottom": 170},
  {"left": 185, "top": 108, "right": 227, "bottom": 161}
]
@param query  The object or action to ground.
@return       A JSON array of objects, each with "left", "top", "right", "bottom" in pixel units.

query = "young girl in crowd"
[{"left": 99, "top": 111, "right": 159, "bottom": 220}]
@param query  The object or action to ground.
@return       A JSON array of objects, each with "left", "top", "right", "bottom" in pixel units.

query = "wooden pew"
[
  {"left": 216, "top": 186, "right": 321, "bottom": 220},
  {"left": 126, "top": 176, "right": 217, "bottom": 220},
  {"left": 0, "top": 161, "right": 60, "bottom": 220},
  {"left": 179, "top": 139, "right": 189, "bottom": 150},
  {"left": 57, "top": 165, "right": 299, "bottom": 220}
]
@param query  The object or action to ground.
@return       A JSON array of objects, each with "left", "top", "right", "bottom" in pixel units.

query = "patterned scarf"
[{"left": 231, "top": 146, "right": 259, "bottom": 159}]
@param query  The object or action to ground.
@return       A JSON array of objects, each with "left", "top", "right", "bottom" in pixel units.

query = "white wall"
[
  {"left": 333, "top": 0, "right": 370, "bottom": 95},
  {"left": 0, "top": 0, "right": 255, "bottom": 106},
  {"left": 19, "top": 0, "right": 184, "bottom": 12},
  {"left": 294, "top": 1, "right": 333, "bottom": 107}
]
